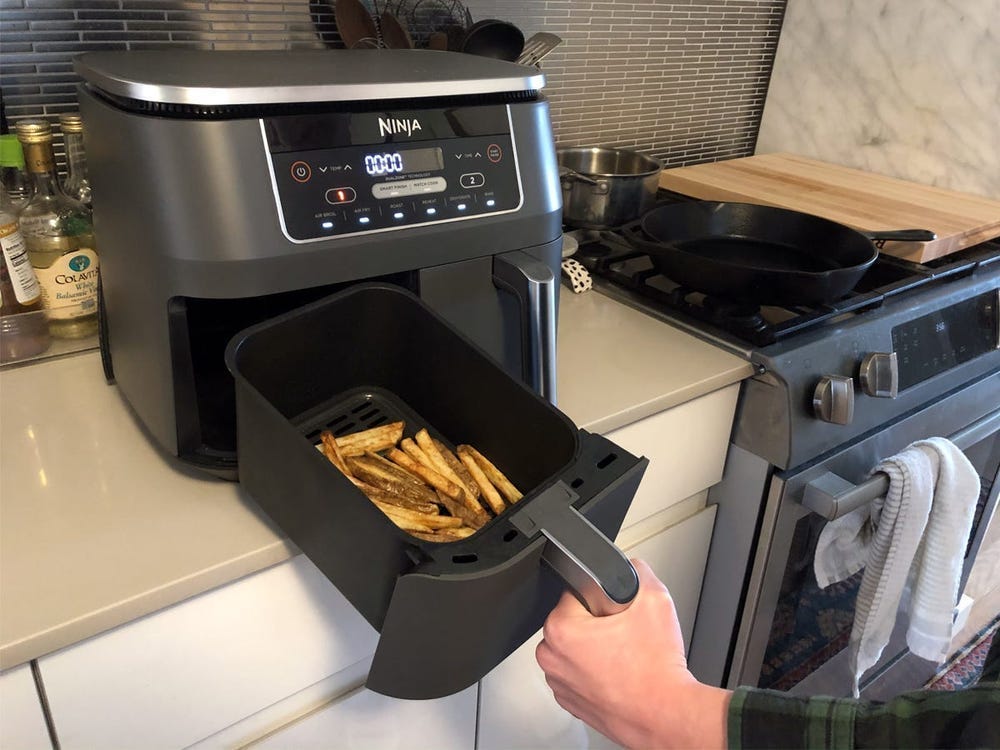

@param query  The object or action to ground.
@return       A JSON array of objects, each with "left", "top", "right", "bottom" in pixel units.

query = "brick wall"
[{"left": 0, "top": 0, "right": 786, "bottom": 168}]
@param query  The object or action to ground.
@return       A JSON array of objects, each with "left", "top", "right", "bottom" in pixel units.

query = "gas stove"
[
  {"left": 573, "top": 216, "right": 1000, "bottom": 355},
  {"left": 569, "top": 195, "right": 1000, "bottom": 471}
]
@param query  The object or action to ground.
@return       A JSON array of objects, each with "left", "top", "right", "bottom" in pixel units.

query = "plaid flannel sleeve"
[{"left": 727, "top": 632, "right": 1000, "bottom": 750}]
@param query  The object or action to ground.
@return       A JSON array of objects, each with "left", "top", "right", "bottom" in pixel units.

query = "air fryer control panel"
[{"left": 263, "top": 105, "right": 522, "bottom": 242}]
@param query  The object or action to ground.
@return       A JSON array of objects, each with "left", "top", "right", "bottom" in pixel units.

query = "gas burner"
[
  {"left": 575, "top": 242, "right": 613, "bottom": 260},
  {"left": 701, "top": 296, "right": 768, "bottom": 331}
]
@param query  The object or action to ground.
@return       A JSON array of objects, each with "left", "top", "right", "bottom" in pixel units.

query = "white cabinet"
[
  {"left": 0, "top": 664, "right": 50, "bottom": 750},
  {"left": 607, "top": 384, "right": 739, "bottom": 530},
  {"left": 247, "top": 685, "right": 477, "bottom": 750},
  {"left": 38, "top": 555, "right": 379, "bottom": 750},
  {"left": 477, "top": 505, "right": 717, "bottom": 750}
]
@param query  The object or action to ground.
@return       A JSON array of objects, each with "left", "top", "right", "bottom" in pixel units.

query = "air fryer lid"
[
  {"left": 225, "top": 283, "right": 645, "bottom": 698},
  {"left": 73, "top": 49, "right": 546, "bottom": 106}
]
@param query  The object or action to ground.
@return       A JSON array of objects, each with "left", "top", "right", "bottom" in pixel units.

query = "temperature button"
[{"left": 325, "top": 187, "right": 357, "bottom": 205}]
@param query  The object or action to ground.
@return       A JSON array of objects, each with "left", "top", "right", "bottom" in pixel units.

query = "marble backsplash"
[{"left": 756, "top": 0, "right": 1000, "bottom": 199}]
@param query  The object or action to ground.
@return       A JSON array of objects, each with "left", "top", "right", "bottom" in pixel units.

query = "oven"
[
  {"left": 572, "top": 202, "right": 1000, "bottom": 698},
  {"left": 722, "top": 379, "right": 999, "bottom": 699}
]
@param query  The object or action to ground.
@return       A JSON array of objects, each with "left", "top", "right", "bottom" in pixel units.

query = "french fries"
[
  {"left": 319, "top": 431, "right": 353, "bottom": 478},
  {"left": 334, "top": 421, "right": 404, "bottom": 457},
  {"left": 388, "top": 447, "right": 465, "bottom": 502},
  {"left": 433, "top": 438, "right": 481, "bottom": 500},
  {"left": 457, "top": 447, "right": 505, "bottom": 515},
  {"left": 415, "top": 430, "right": 471, "bottom": 496},
  {"left": 458, "top": 445, "right": 523, "bottom": 504},
  {"left": 315, "top": 420, "right": 523, "bottom": 544},
  {"left": 346, "top": 454, "right": 438, "bottom": 505}
]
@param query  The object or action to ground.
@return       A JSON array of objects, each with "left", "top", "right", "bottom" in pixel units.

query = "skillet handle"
[
  {"left": 860, "top": 229, "right": 936, "bottom": 243},
  {"left": 618, "top": 219, "right": 687, "bottom": 257},
  {"left": 619, "top": 218, "right": 654, "bottom": 248}
]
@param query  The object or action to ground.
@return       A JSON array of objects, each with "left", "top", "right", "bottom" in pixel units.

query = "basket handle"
[{"left": 511, "top": 482, "right": 639, "bottom": 616}]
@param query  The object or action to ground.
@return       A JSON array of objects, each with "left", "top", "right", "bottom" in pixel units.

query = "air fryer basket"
[{"left": 225, "top": 283, "right": 646, "bottom": 698}]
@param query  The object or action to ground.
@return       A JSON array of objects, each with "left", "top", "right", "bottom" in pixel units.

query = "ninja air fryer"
[{"left": 76, "top": 50, "right": 647, "bottom": 699}]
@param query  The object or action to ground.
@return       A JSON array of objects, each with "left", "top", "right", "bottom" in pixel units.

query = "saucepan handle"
[
  {"left": 558, "top": 165, "right": 600, "bottom": 186},
  {"left": 511, "top": 482, "right": 639, "bottom": 616},
  {"left": 860, "top": 229, "right": 937, "bottom": 243}
]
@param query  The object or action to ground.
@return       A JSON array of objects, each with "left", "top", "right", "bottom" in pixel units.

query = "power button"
[{"left": 290, "top": 161, "right": 312, "bottom": 183}]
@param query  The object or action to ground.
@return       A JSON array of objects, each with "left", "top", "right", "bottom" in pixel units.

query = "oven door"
[{"left": 731, "top": 372, "right": 1000, "bottom": 699}]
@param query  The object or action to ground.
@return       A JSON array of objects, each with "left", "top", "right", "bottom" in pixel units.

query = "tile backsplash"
[{"left": 1, "top": 0, "right": 785, "bottom": 169}]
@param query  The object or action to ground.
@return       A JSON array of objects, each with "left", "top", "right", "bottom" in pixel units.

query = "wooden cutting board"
[{"left": 658, "top": 153, "right": 1000, "bottom": 262}]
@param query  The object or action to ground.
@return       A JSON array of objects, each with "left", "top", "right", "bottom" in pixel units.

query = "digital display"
[
  {"left": 363, "top": 147, "right": 444, "bottom": 176},
  {"left": 891, "top": 291, "right": 998, "bottom": 390}
]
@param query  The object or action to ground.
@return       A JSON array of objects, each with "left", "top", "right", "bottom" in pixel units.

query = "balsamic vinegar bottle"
[{"left": 15, "top": 119, "right": 98, "bottom": 339}]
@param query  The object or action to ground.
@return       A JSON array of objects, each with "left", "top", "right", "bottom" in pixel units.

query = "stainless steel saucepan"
[{"left": 558, "top": 146, "right": 663, "bottom": 229}]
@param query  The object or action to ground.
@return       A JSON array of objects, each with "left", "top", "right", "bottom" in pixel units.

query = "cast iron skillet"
[{"left": 620, "top": 202, "right": 936, "bottom": 306}]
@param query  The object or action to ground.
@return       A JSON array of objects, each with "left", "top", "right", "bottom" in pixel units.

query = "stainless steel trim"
[
  {"left": 996, "top": 288, "right": 1000, "bottom": 349},
  {"left": 541, "top": 528, "right": 634, "bottom": 616},
  {"left": 589, "top": 279, "right": 754, "bottom": 360},
  {"left": 492, "top": 250, "right": 558, "bottom": 403},
  {"left": 801, "top": 407, "right": 1000, "bottom": 521},
  {"left": 510, "top": 482, "right": 638, "bottom": 617},
  {"left": 261, "top": 104, "right": 526, "bottom": 246},
  {"left": 729, "top": 473, "right": 790, "bottom": 688},
  {"left": 75, "top": 50, "right": 545, "bottom": 105}
]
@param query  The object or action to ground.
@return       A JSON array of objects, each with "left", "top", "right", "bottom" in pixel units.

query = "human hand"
[{"left": 535, "top": 559, "right": 731, "bottom": 749}]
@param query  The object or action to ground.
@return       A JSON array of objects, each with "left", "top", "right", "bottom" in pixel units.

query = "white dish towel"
[{"left": 813, "top": 437, "right": 980, "bottom": 697}]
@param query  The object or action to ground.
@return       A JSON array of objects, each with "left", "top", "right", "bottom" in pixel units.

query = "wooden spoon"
[
  {"left": 335, "top": 0, "right": 378, "bottom": 49},
  {"left": 379, "top": 11, "right": 413, "bottom": 49}
]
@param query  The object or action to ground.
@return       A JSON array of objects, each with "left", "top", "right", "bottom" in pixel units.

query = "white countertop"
[{"left": 0, "top": 289, "right": 750, "bottom": 669}]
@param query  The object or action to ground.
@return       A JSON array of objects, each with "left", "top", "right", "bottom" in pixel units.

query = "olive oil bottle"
[
  {"left": 1, "top": 190, "right": 51, "bottom": 363},
  {"left": 15, "top": 119, "right": 98, "bottom": 339}
]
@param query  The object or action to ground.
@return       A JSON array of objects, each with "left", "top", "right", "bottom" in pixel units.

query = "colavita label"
[
  {"left": 1, "top": 219, "right": 42, "bottom": 305},
  {"left": 34, "top": 248, "right": 99, "bottom": 320}
]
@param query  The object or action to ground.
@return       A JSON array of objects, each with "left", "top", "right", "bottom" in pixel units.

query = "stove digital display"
[{"left": 892, "top": 290, "right": 999, "bottom": 390}]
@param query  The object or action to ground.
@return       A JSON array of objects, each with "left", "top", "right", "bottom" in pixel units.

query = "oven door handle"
[{"left": 801, "top": 407, "right": 1000, "bottom": 521}]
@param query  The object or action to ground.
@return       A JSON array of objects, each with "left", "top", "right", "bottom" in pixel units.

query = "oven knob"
[
  {"left": 813, "top": 375, "right": 855, "bottom": 425},
  {"left": 859, "top": 352, "right": 899, "bottom": 398}
]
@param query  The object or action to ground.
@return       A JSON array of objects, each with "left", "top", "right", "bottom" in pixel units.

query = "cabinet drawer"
[
  {"left": 477, "top": 505, "right": 716, "bottom": 750},
  {"left": 248, "top": 685, "right": 477, "bottom": 750},
  {"left": 607, "top": 384, "right": 739, "bottom": 529},
  {"left": 0, "top": 664, "right": 50, "bottom": 750},
  {"left": 38, "top": 555, "right": 378, "bottom": 750}
]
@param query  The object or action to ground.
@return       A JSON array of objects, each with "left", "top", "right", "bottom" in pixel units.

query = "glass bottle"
[
  {"left": 0, "top": 133, "right": 34, "bottom": 211},
  {"left": 59, "top": 113, "right": 91, "bottom": 209},
  {"left": 1, "top": 191, "right": 51, "bottom": 363},
  {"left": 16, "top": 119, "right": 99, "bottom": 340}
]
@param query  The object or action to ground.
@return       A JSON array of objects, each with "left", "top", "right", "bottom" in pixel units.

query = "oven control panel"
[{"left": 262, "top": 106, "right": 521, "bottom": 242}]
